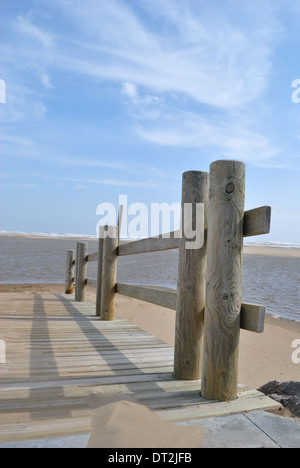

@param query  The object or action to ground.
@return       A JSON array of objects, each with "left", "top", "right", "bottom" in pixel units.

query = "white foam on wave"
[
  {"left": 244, "top": 240, "right": 300, "bottom": 249},
  {"left": 1, "top": 231, "right": 300, "bottom": 248}
]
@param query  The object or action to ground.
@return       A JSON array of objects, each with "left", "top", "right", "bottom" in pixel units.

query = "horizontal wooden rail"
[
  {"left": 240, "top": 303, "right": 265, "bottom": 333},
  {"left": 86, "top": 251, "right": 98, "bottom": 262},
  {"left": 116, "top": 283, "right": 265, "bottom": 333},
  {"left": 118, "top": 231, "right": 181, "bottom": 257},
  {"left": 86, "top": 278, "right": 97, "bottom": 288},
  {"left": 243, "top": 206, "right": 271, "bottom": 238},
  {"left": 116, "top": 283, "right": 177, "bottom": 311},
  {"left": 117, "top": 206, "right": 271, "bottom": 257}
]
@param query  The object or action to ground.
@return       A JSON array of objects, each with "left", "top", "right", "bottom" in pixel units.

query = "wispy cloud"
[
  {"left": 53, "top": 0, "right": 281, "bottom": 108},
  {"left": 0, "top": 0, "right": 292, "bottom": 172},
  {"left": 136, "top": 108, "right": 284, "bottom": 166},
  {"left": 23, "top": 171, "right": 157, "bottom": 189},
  {"left": 14, "top": 12, "right": 55, "bottom": 50}
]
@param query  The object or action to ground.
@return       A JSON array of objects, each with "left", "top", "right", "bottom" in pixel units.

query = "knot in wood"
[{"left": 225, "top": 182, "right": 234, "bottom": 194}]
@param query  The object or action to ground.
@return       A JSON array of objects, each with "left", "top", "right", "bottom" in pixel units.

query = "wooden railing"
[{"left": 65, "top": 160, "right": 271, "bottom": 402}]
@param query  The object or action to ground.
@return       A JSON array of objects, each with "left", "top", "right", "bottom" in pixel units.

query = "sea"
[{"left": 0, "top": 232, "right": 299, "bottom": 322}]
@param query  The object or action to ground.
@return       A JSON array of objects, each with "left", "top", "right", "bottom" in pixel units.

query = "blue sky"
[{"left": 1, "top": 0, "right": 300, "bottom": 243}]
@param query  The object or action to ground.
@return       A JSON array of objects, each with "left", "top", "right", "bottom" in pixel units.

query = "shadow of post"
[{"left": 30, "top": 294, "right": 70, "bottom": 419}]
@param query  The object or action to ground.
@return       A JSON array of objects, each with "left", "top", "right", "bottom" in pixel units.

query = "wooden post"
[
  {"left": 75, "top": 242, "right": 88, "bottom": 302},
  {"left": 117, "top": 205, "right": 124, "bottom": 246},
  {"left": 201, "top": 160, "right": 245, "bottom": 401},
  {"left": 96, "top": 226, "right": 105, "bottom": 317},
  {"left": 174, "top": 171, "right": 209, "bottom": 380},
  {"left": 65, "top": 249, "right": 75, "bottom": 294},
  {"left": 100, "top": 226, "right": 118, "bottom": 321}
]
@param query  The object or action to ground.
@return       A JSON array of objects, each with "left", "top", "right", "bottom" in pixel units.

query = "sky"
[{"left": 0, "top": 0, "right": 300, "bottom": 243}]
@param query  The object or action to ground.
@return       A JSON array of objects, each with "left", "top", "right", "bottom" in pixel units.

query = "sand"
[
  {"left": 87, "top": 394, "right": 204, "bottom": 448},
  {"left": 243, "top": 245, "right": 300, "bottom": 258}
]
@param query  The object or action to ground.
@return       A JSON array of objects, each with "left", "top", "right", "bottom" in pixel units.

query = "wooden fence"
[{"left": 65, "top": 160, "right": 271, "bottom": 401}]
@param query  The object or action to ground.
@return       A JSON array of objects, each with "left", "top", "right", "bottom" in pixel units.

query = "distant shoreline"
[{"left": 0, "top": 233, "right": 299, "bottom": 257}]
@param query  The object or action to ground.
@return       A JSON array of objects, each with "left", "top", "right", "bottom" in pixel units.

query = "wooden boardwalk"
[{"left": 0, "top": 292, "right": 280, "bottom": 443}]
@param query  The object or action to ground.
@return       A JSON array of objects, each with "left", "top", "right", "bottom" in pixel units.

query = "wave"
[
  {"left": 1, "top": 231, "right": 300, "bottom": 248},
  {"left": 244, "top": 240, "right": 300, "bottom": 249},
  {"left": 0, "top": 230, "right": 141, "bottom": 241},
  {"left": 0, "top": 230, "right": 98, "bottom": 239}
]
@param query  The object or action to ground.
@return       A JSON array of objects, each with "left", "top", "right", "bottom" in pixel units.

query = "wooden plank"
[
  {"left": 157, "top": 391, "right": 281, "bottom": 421},
  {"left": 116, "top": 283, "right": 177, "bottom": 310},
  {"left": 86, "top": 278, "right": 97, "bottom": 288},
  {"left": 118, "top": 231, "right": 181, "bottom": 256},
  {"left": 86, "top": 251, "right": 98, "bottom": 262},
  {"left": 0, "top": 292, "right": 279, "bottom": 444},
  {"left": 241, "top": 303, "right": 265, "bottom": 333},
  {"left": 243, "top": 206, "right": 271, "bottom": 237}
]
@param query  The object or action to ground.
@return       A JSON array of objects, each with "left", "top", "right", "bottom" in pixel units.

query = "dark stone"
[{"left": 258, "top": 381, "right": 300, "bottom": 417}]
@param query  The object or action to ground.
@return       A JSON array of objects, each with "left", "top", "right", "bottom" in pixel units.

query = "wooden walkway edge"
[{"left": 0, "top": 292, "right": 280, "bottom": 443}]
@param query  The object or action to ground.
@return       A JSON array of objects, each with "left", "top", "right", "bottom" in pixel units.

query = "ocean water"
[{"left": 0, "top": 234, "right": 299, "bottom": 322}]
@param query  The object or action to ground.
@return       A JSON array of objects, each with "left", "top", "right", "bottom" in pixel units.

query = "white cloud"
[
  {"left": 136, "top": 109, "right": 283, "bottom": 167},
  {"left": 122, "top": 82, "right": 139, "bottom": 102},
  {"left": 54, "top": 0, "right": 281, "bottom": 109},
  {"left": 39, "top": 72, "right": 53, "bottom": 89},
  {"left": 15, "top": 13, "right": 55, "bottom": 50}
]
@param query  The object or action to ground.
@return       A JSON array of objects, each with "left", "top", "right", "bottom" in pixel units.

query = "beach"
[
  {"left": 0, "top": 236, "right": 299, "bottom": 441},
  {"left": 0, "top": 281, "right": 299, "bottom": 393},
  {"left": 1, "top": 234, "right": 299, "bottom": 321},
  {"left": 0, "top": 235, "right": 299, "bottom": 392}
]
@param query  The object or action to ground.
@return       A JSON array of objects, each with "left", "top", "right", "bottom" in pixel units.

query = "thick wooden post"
[
  {"left": 100, "top": 226, "right": 118, "bottom": 321},
  {"left": 96, "top": 226, "right": 105, "bottom": 317},
  {"left": 174, "top": 171, "right": 209, "bottom": 380},
  {"left": 201, "top": 160, "right": 245, "bottom": 401},
  {"left": 75, "top": 242, "right": 88, "bottom": 302},
  {"left": 65, "top": 249, "right": 75, "bottom": 294}
]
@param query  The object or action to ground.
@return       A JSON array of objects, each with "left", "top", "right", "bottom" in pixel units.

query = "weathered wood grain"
[
  {"left": 116, "top": 283, "right": 177, "bottom": 310},
  {"left": 201, "top": 160, "right": 245, "bottom": 401},
  {"left": 243, "top": 206, "right": 271, "bottom": 237},
  {"left": 174, "top": 171, "right": 209, "bottom": 380},
  {"left": 75, "top": 242, "right": 88, "bottom": 302},
  {"left": 100, "top": 226, "right": 118, "bottom": 321},
  {"left": 241, "top": 303, "right": 265, "bottom": 333},
  {"left": 96, "top": 226, "right": 105, "bottom": 318},
  {"left": 118, "top": 231, "right": 181, "bottom": 256},
  {"left": 65, "top": 249, "right": 75, "bottom": 294}
]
